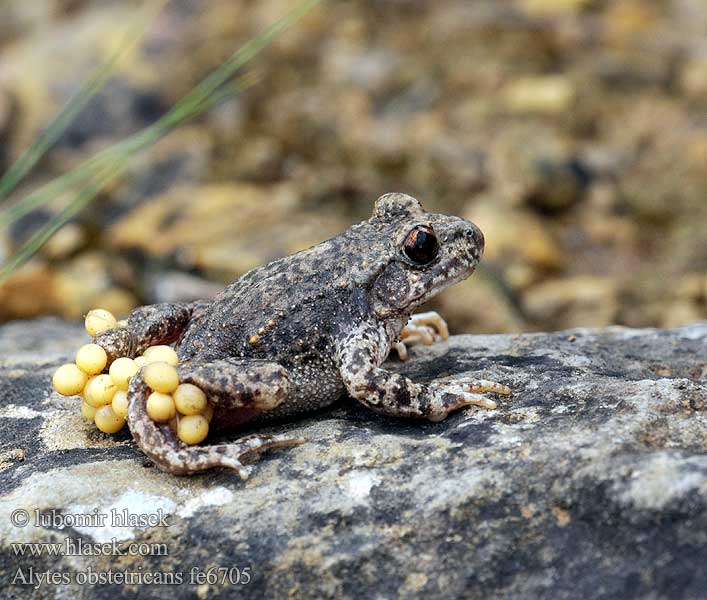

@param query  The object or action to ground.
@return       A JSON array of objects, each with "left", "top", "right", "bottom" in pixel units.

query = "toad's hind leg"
[
  {"left": 95, "top": 301, "right": 208, "bottom": 364},
  {"left": 127, "top": 359, "right": 304, "bottom": 478}
]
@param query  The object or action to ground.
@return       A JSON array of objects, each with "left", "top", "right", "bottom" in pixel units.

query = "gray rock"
[{"left": 0, "top": 318, "right": 706, "bottom": 599}]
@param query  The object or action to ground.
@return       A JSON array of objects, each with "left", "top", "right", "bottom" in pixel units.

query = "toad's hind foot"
[
  {"left": 426, "top": 376, "right": 512, "bottom": 421},
  {"left": 463, "top": 379, "right": 512, "bottom": 396},
  {"left": 189, "top": 433, "right": 306, "bottom": 480}
]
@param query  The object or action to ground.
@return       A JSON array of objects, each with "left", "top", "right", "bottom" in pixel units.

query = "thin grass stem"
[
  {"left": 0, "top": 0, "right": 167, "bottom": 203},
  {"left": 0, "top": 164, "right": 126, "bottom": 283}
]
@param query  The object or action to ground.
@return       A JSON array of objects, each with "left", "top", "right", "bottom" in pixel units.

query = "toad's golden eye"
[{"left": 403, "top": 225, "right": 439, "bottom": 265}]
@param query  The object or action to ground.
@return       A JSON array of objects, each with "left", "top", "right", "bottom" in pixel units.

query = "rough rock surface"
[
  {"left": 0, "top": 318, "right": 706, "bottom": 599},
  {"left": 2, "top": 1, "right": 707, "bottom": 331}
]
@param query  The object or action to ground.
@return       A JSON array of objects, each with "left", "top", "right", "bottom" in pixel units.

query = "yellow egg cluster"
[
  {"left": 51, "top": 308, "right": 212, "bottom": 445},
  {"left": 143, "top": 362, "right": 212, "bottom": 445}
]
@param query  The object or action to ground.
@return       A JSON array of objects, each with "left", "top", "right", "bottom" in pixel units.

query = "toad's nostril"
[{"left": 466, "top": 224, "right": 484, "bottom": 249}]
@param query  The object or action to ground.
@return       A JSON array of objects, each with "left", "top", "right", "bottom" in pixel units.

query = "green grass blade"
[
  {"left": 0, "top": 0, "right": 167, "bottom": 204},
  {"left": 0, "top": 71, "right": 260, "bottom": 230},
  {"left": 158, "top": 0, "right": 321, "bottom": 129},
  {"left": 0, "top": 0, "right": 320, "bottom": 231},
  {"left": 0, "top": 71, "right": 260, "bottom": 281},
  {"left": 0, "top": 163, "right": 126, "bottom": 283}
]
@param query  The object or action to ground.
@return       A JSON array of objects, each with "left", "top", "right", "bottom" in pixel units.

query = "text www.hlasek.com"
[{"left": 11, "top": 537, "right": 168, "bottom": 557}]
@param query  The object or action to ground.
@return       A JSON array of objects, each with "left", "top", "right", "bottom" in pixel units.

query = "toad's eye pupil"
[{"left": 403, "top": 225, "right": 439, "bottom": 264}]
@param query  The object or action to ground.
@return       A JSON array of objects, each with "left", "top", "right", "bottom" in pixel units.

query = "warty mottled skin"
[{"left": 96, "top": 193, "right": 510, "bottom": 477}]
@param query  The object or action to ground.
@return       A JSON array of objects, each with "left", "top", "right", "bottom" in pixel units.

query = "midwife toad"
[{"left": 95, "top": 193, "right": 510, "bottom": 477}]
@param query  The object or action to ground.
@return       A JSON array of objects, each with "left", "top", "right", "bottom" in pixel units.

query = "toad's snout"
[
  {"left": 454, "top": 218, "right": 484, "bottom": 263},
  {"left": 464, "top": 220, "right": 484, "bottom": 251}
]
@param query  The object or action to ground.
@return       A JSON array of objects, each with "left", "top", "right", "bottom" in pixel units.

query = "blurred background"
[{"left": 0, "top": 0, "right": 705, "bottom": 334}]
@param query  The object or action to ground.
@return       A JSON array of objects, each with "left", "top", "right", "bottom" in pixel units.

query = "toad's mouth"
[{"left": 407, "top": 243, "right": 480, "bottom": 309}]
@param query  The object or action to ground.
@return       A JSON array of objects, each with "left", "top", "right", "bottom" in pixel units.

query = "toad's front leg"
[
  {"left": 127, "top": 357, "right": 304, "bottom": 477},
  {"left": 95, "top": 301, "right": 208, "bottom": 364},
  {"left": 338, "top": 323, "right": 510, "bottom": 421}
]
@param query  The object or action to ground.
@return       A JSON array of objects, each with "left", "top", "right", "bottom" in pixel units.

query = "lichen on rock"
[{"left": 0, "top": 318, "right": 706, "bottom": 599}]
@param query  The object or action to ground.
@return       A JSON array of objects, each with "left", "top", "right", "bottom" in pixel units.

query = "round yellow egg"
[
  {"left": 75, "top": 343, "right": 107, "bottom": 375},
  {"left": 52, "top": 363, "right": 88, "bottom": 396},
  {"left": 143, "top": 362, "right": 179, "bottom": 394},
  {"left": 94, "top": 405, "right": 125, "bottom": 433},
  {"left": 112, "top": 390, "right": 129, "bottom": 419},
  {"left": 134, "top": 356, "right": 148, "bottom": 367},
  {"left": 146, "top": 392, "right": 176, "bottom": 422},
  {"left": 178, "top": 415, "right": 209, "bottom": 445},
  {"left": 80, "top": 401, "right": 97, "bottom": 421},
  {"left": 143, "top": 345, "right": 179, "bottom": 366},
  {"left": 83, "top": 374, "right": 117, "bottom": 407},
  {"left": 173, "top": 383, "right": 207, "bottom": 416},
  {"left": 109, "top": 357, "right": 139, "bottom": 391},
  {"left": 202, "top": 404, "right": 214, "bottom": 422},
  {"left": 84, "top": 309, "right": 118, "bottom": 337}
]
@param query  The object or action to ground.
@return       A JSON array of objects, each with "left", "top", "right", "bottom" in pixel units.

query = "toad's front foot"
[
  {"left": 339, "top": 321, "right": 511, "bottom": 422},
  {"left": 426, "top": 376, "right": 512, "bottom": 422},
  {"left": 392, "top": 311, "right": 450, "bottom": 361}
]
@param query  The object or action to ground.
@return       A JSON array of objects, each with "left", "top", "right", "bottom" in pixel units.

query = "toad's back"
[{"left": 176, "top": 227, "right": 375, "bottom": 366}]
